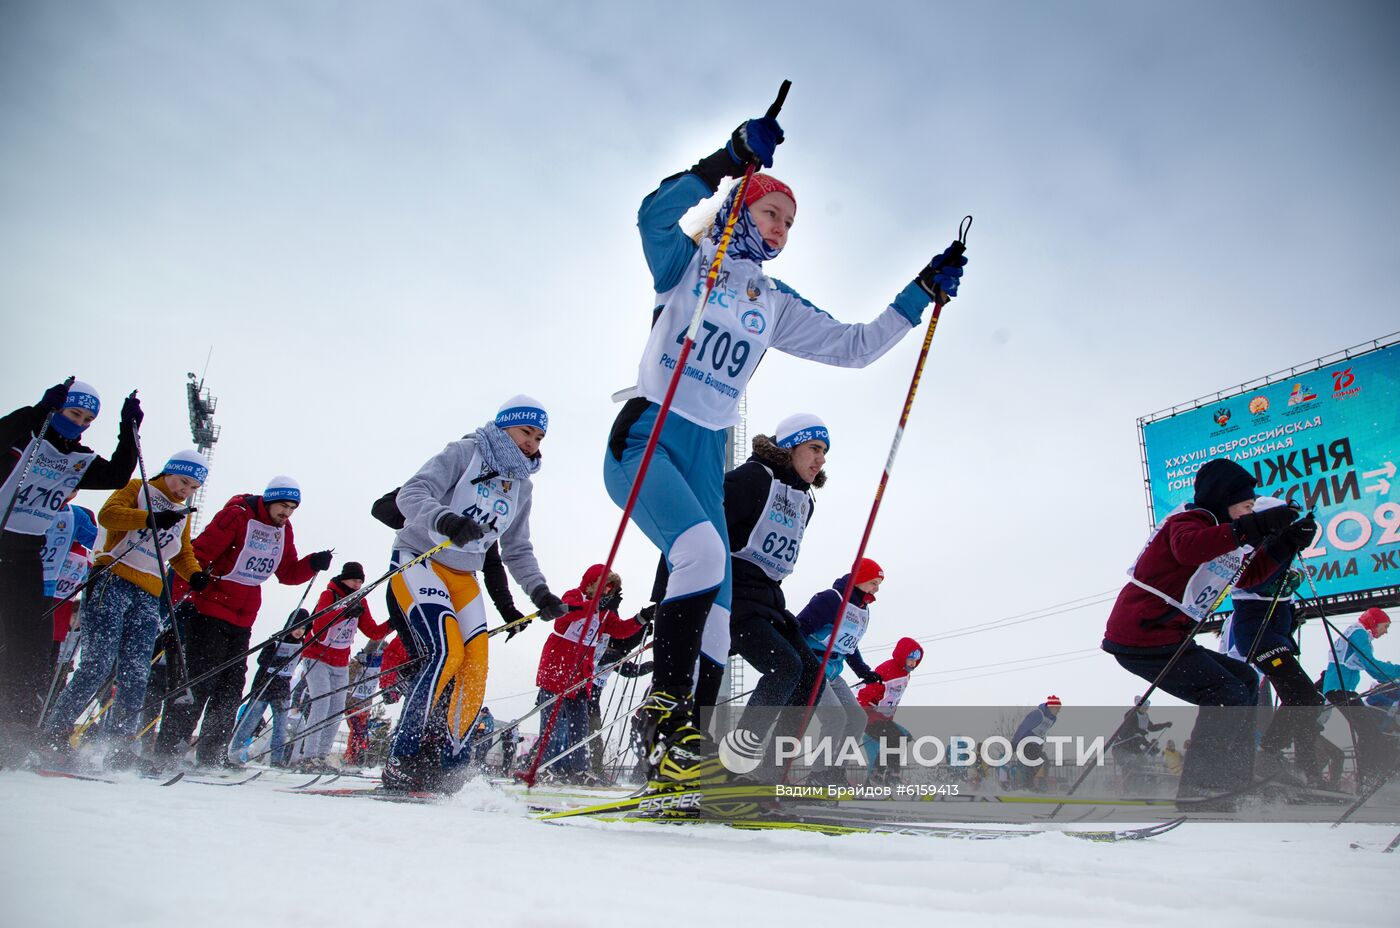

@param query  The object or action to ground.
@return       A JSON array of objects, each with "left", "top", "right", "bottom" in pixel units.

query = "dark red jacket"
[
  {"left": 1103, "top": 507, "right": 1278, "bottom": 650},
  {"left": 380, "top": 636, "right": 410, "bottom": 690},
  {"left": 535, "top": 564, "right": 641, "bottom": 695},
  {"left": 177, "top": 494, "right": 318, "bottom": 629},
  {"left": 302, "top": 578, "right": 390, "bottom": 667}
]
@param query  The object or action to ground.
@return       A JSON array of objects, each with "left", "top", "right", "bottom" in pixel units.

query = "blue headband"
[
  {"left": 496, "top": 405, "right": 548, "bottom": 433},
  {"left": 163, "top": 453, "right": 209, "bottom": 486},
  {"left": 778, "top": 425, "right": 830, "bottom": 450}
]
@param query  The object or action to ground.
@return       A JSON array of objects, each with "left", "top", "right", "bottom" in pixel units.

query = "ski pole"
[
  {"left": 519, "top": 81, "right": 792, "bottom": 790},
  {"left": 142, "top": 540, "right": 450, "bottom": 713},
  {"left": 38, "top": 516, "right": 191, "bottom": 622},
  {"left": 132, "top": 410, "right": 194, "bottom": 709},
  {"left": 0, "top": 376, "right": 73, "bottom": 538},
  {"left": 487, "top": 611, "right": 540, "bottom": 638},
  {"left": 782, "top": 216, "right": 972, "bottom": 785}
]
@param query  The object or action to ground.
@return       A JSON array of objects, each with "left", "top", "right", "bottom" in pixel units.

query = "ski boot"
[{"left": 633, "top": 690, "right": 776, "bottom": 820}]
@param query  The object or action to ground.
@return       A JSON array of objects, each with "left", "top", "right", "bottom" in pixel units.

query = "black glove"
[
  {"left": 308, "top": 550, "right": 334, "bottom": 572},
  {"left": 39, "top": 382, "right": 70, "bottom": 412},
  {"left": 859, "top": 670, "right": 883, "bottom": 686},
  {"left": 1232, "top": 506, "right": 1297, "bottom": 547},
  {"left": 148, "top": 509, "right": 186, "bottom": 532},
  {"left": 636, "top": 604, "right": 657, "bottom": 629},
  {"left": 618, "top": 660, "right": 654, "bottom": 679},
  {"left": 436, "top": 512, "right": 485, "bottom": 547},
  {"left": 599, "top": 590, "right": 623, "bottom": 613},
  {"left": 501, "top": 607, "right": 529, "bottom": 641},
  {"left": 531, "top": 587, "right": 569, "bottom": 622},
  {"left": 120, "top": 393, "right": 144, "bottom": 431},
  {"left": 187, "top": 570, "right": 211, "bottom": 592},
  {"left": 1282, "top": 515, "right": 1318, "bottom": 552}
]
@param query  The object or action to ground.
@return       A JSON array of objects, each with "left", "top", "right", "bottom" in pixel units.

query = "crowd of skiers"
[{"left": 3, "top": 97, "right": 1397, "bottom": 807}]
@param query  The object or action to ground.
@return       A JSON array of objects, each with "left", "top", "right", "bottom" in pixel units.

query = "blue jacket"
[
  {"left": 1322, "top": 625, "right": 1400, "bottom": 693},
  {"left": 1013, "top": 704, "right": 1059, "bottom": 745},
  {"left": 797, "top": 574, "right": 875, "bottom": 681}
]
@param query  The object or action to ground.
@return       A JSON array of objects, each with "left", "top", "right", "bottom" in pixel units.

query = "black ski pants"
[
  {"left": 156, "top": 613, "right": 251, "bottom": 764},
  {"left": 1114, "top": 642, "right": 1258, "bottom": 796},
  {"left": 732, "top": 600, "right": 824, "bottom": 739},
  {"left": 0, "top": 532, "right": 50, "bottom": 754},
  {"left": 1252, "top": 647, "right": 1324, "bottom": 771}
]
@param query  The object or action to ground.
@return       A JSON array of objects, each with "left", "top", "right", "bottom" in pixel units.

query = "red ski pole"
[
  {"left": 782, "top": 216, "right": 971, "bottom": 784},
  {"left": 518, "top": 80, "right": 792, "bottom": 788}
]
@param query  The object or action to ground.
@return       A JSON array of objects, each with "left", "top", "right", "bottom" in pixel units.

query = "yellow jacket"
[{"left": 96, "top": 476, "right": 201, "bottom": 597}]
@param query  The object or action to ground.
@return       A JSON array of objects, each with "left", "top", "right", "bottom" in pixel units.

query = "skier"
[
  {"left": 1010, "top": 696, "right": 1061, "bottom": 790},
  {"left": 602, "top": 104, "right": 968, "bottom": 790},
  {"left": 155, "top": 476, "right": 331, "bottom": 768},
  {"left": 344, "top": 640, "right": 386, "bottom": 768},
  {"left": 1221, "top": 495, "right": 1326, "bottom": 785},
  {"left": 1108, "top": 698, "right": 1171, "bottom": 793},
  {"left": 41, "top": 500, "right": 97, "bottom": 667},
  {"left": 383, "top": 396, "right": 568, "bottom": 793},
  {"left": 43, "top": 449, "right": 211, "bottom": 768},
  {"left": 1102, "top": 457, "right": 1310, "bottom": 807},
  {"left": 0, "top": 381, "right": 142, "bottom": 761},
  {"left": 716, "top": 416, "right": 829, "bottom": 758},
  {"left": 533, "top": 565, "right": 640, "bottom": 782},
  {"left": 292, "top": 562, "right": 390, "bottom": 771},
  {"left": 796, "top": 558, "right": 887, "bottom": 783},
  {"left": 1320, "top": 608, "right": 1400, "bottom": 790},
  {"left": 856, "top": 637, "right": 924, "bottom": 784},
  {"left": 227, "top": 608, "right": 308, "bottom": 766}
]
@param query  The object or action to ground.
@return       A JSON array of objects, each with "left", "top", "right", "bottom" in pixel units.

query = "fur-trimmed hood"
[{"left": 750, "top": 434, "right": 826, "bottom": 489}]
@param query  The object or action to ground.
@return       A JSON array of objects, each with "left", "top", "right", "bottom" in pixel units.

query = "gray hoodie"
[{"left": 392, "top": 435, "right": 547, "bottom": 596}]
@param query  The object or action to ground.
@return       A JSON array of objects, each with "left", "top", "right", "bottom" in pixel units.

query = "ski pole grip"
[{"left": 766, "top": 79, "right": 792, "bottom": 119}]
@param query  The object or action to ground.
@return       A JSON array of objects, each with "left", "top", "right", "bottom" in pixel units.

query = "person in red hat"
[
  {"left": 857, "top": 637, "right": 924, "bottom": 784},
  {"left": 602, "top": 98, "right": 970, "bottom": 792},
  {"left": 794, "top": 558, "right": 886, "bottom": 783},
  {"left": 1320, "top": 607, "right": 1399, "bottom": 789}
]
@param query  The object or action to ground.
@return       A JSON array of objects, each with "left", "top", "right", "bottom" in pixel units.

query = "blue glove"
[
  {"left": 915, "top": 244, "right": 969, "bottom": 304},
  {"left": 727, "top": 117, "right": 784, "bottom": 169},
  {"left": 39, "top": 383, "right": 70, "bottom": 412}
]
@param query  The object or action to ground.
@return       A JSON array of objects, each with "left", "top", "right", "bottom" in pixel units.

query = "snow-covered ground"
[{"left": 2, "top": 770, "right": 1395, "bottom": 927}]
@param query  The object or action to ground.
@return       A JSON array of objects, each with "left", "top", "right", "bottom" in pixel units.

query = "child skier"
[
  {"left": 0, "top": 381, "right": 141, "bottom": 760},
  {"left": 41, "top": 499, "right": 98, "bottom": 667},
  {"left": 603, "top": 105, "right": 968, "bottom": 790},
  {"left": 796, "top": 558, "right": 887, "bottom": 782},
  {"left": 1320, "top": 608, "right": 1399, "bottom": 790},
  {"left": 384, "top": 396, "right": 567, "bottom": 793},
  {"left": 227, "top": 608, "right": 308, "bottom": 766},
  {"left": 857, "top": 637, "right": 924, "bottom": 784},
  {"left": 292, "top": 562, "right": 389, "bottom": 771},
  {"left": 43, "top": 449, "right": 211, "bottom": 769},
  {"left": 1011, "top": 696, "right": 1062, "bottom": 790},
  {"left": 533, "top": 565, "right": 640, "bottom": 781},
  {"left": 1102, "top": 457, "right": 1310, "bottom": 806}
]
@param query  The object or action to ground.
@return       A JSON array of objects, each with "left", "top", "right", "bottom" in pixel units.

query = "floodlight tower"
[{"left": 185, "top": 372, "right": 221, "bottom": 531}]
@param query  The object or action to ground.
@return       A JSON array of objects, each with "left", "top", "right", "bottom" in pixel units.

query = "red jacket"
[
  {"left": 380, "top": 636, "right": 410, "bottom": 691},
  {"left": 302, "top": 578, "right": 390, "bottom": 667},
  {"left": 535, "top": 565, "right": 641, "bottom": 695},
  {"left": 858, "top": 637, "right": 923, "bottom": 720},
  {"left": 1104, "top": 507, "right": 1278, "bottom": 649},
  {"left": 177, "top": 494, "right": 318, "bottom": 629}
]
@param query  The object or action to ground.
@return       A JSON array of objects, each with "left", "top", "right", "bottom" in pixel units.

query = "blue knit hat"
[
  {"left": 263, "top": 475, "right": 301, "bottom": 505},
  {"left": 162, "top": 450, "right": 209, "bottom": 486},
  {"left": 775, "top": 413, "right": 830, "bottom": 451},
  {"left": 64, "top": 381, "right": 101, "bottom": 416},
  {"left": 495, "top": 394, "right": 549, "bottom": 433}
]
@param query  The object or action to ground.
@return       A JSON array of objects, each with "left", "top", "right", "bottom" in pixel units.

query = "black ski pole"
[{"left": 0, "top": 376, "right": 74, "bottom": 538}]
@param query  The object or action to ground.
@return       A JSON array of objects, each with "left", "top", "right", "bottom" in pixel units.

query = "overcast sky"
[{"left": 2, "top": 0, "right": 1397, "bottom": 718}]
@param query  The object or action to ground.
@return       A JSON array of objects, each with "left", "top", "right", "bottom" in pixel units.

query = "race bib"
[
  {"left": 0, "top": 438, "right": 94, "bottom": 536},
  {"left": 123, "top": 483, "right": 189, "bottom": 581},
  {"left": 732, "top": 469, "right": 811, "bottom": 582},
  {"left": 1126, "top": 504, "right": 1245, "bottom": 622},
  {"left": 225, "top": 520, "right": 285, "bottom": 586}
]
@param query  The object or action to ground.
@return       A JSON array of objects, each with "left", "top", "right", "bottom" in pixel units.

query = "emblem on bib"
[{"left": 741, "top": 309, "right": 767, "bottom": 335}]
